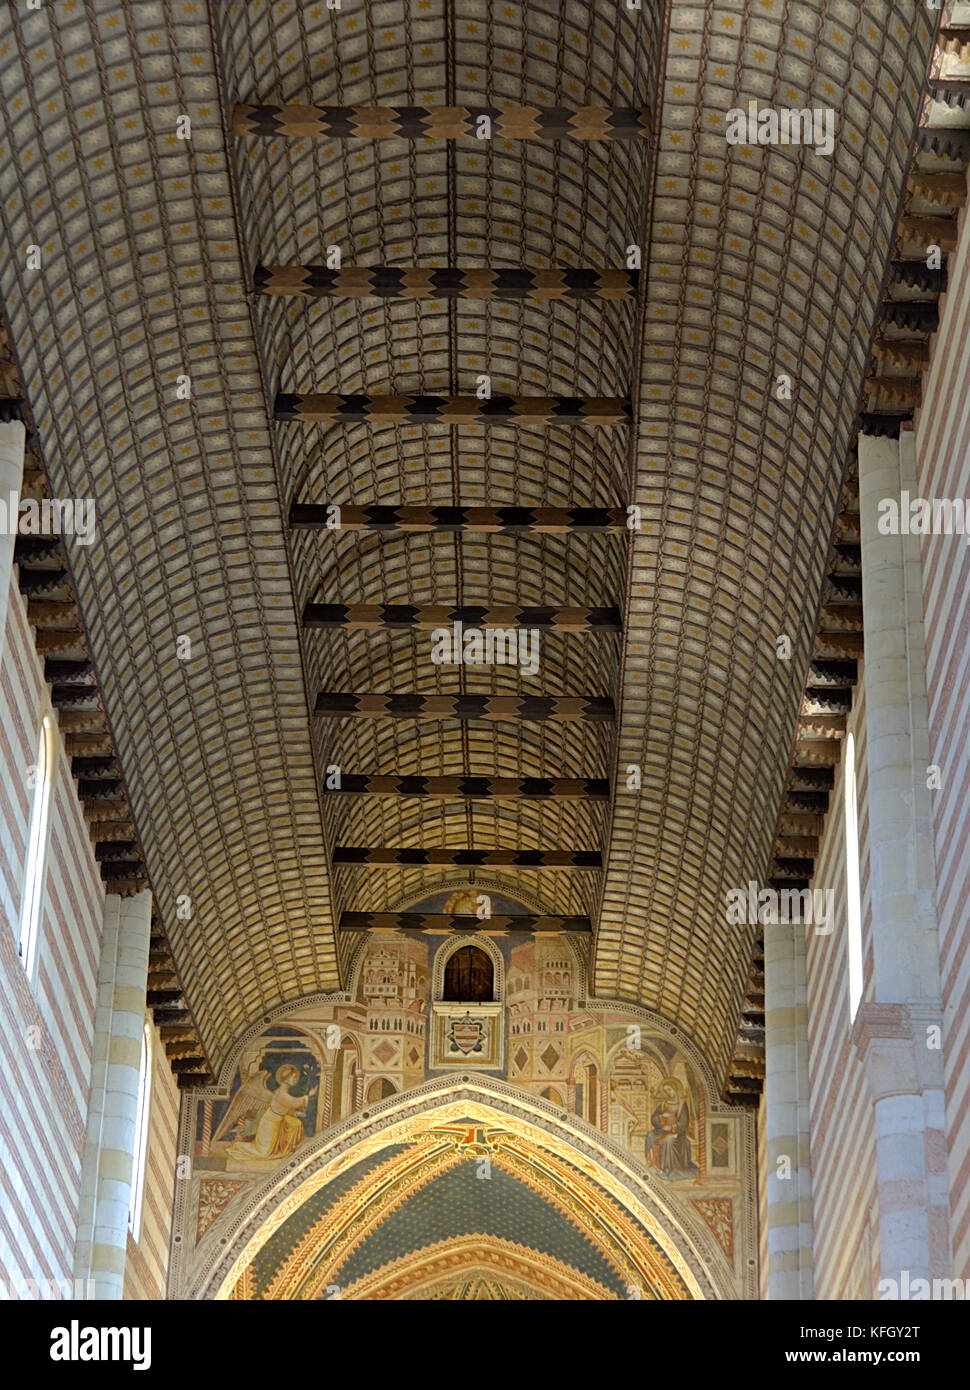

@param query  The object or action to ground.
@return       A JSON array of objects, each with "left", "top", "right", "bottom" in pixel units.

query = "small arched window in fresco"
[
  {"left": 443, "top": 945, "right": 494, "bottom": 1002},
  {"left": 575, "top": 1061, "right": 599, "bottom": 1126},
  {"left": 366, "top": 1078, "right": 396, "bottom": 1102}
]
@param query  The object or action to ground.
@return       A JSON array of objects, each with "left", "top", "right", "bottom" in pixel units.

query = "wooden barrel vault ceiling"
[{"left": 0, "top": 2, "right": 959, "bottom": 1093}]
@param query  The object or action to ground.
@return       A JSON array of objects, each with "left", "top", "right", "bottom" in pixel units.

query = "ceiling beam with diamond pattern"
[
  {"left": 274, "top": 392, "right": 631, "bottom": 425},
  {"left": 290, "top": 505, "right": 630, "bottom": 534},
  {"left": 315, "top": 693, "right": 615, "bottom": 722},
  {"left": 255, "top": 266, "right": 638, "bottom": 302},
  {"left": 232, "top": 103, "right": 651, "bottom": 141},
  {"left": 332, "top": 847, "right": 603, "bottom": 869},
  {"left": 302, "top": 603, "right": 623, "bottom": 632},
  {"left": 339, "top": 912, "right": 592, "bottom": 935}
]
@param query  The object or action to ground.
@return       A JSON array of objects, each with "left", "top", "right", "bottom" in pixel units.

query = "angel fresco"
[
  {"left": 643, "top": 1077, "right": 699, "bottom": 1181},
  {"left": 213, "top": 1058, "right": 318, "bottom": 1170},
  {"left": 211, "top": 1055, "right": 271, "bottom": 1146}
]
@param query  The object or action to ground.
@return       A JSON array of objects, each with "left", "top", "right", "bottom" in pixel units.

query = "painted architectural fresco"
[{"left": 183, "top": 896, "right": 749, "bottom": 1292}]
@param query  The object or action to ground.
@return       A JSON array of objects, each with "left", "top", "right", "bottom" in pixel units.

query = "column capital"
[{"left": 853, "top": 1001, "right": 945, "bottom": 1101}]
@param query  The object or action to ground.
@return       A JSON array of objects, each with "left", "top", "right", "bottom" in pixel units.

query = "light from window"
[
  {"left": 18, "top": 714, "right": 55, "bottom": 978},
  {"left": 845, "top": 731, "right": 864, "bottom": 1021},
  {"left": 129, "top": 1022, "right": 152, "bottom": 1240}
]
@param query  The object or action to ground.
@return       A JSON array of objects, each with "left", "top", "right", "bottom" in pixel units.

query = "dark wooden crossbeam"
[
  {"left": 83, "top": 800, "right": 133, "bottom": 822},
  {"left": 71, "top": 755, "right": 121, "bottom": 778},
  {"left": 339, "top": 912, "right": 592, "bottom": 934},
  {"left": 233, "top": 104, "right": 650, "bottom": 141},
  {"left": 255, "top": 266, "right": 637, "bottom": 301},
  {"left": 77, "top": 778, "right": 124, "bottom": 800},
  {"left": 26, "top": 598, "right": 79, "bottom": 626},
  {"left": 793, "top": 740, "right": 841, "bottom": 768},
  {"left": 775, "top": 835, "right": 820, "bottom": 857},
  {"left": 327, "top": 775, "right": 609, "bottom": 799},
  {"left": 51, "top": 685, "right": 101, "bottom": 711},
  {"left": 770, "top": 858, "right": 815, "bottom": 881},
  {"left": 88, "top": 819, "right": 136, "bottom": 840},
  {"left": 873, "top": 339, "right": 930, "bottom": 372},
  {"left": 303, "top": 602, "right": 622, "bottom": 631},
  {"left": 96, "top": 840, "right": 139, "bottom": 862},
  {"left": 333, "top": 847, "right": 602, "bottom": 869},
  {"left": 291, "top": 505, "right": 628, "bottom": 535},
  {"left": 803, "top": 687, "right": 852, "bottom": 716},
  {"left": 824, "top": 574, "right": 862, "bottom": 604},
  {"left": 783, "top": 791, "right": 830, "bottom": 815},
  {"left": 275, "top": 393, "right": 630, "bottom": 425},
  {"left": 777, "top": 811, "right": 825, "bottom": 836},
  {"left": 102, "top": 872, "right": 150, "bottom": 896},
  {"left": 315, "top": 693, "right": 615, "bottom": 722}
]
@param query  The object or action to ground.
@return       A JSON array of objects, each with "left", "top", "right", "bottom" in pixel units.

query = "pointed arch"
[{"left": 186, "top": 1076, "right": 737, "bottom": 1302}]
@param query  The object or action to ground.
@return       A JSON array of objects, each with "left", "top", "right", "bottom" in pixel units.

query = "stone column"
[
  {"left": 73, "top": 890, "right": 152, "bottom": 1298},
  {"left": 763, "top": 920, "right": 814, "bottom": 1298},
  {"left": 855, "top": 428, "right": 950, "bottom": 1293},
  {"left": 0, "top": 420, "right": 26, "bottom": 661}
]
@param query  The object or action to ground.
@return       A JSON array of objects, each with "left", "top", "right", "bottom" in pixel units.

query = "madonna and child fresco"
[{"left": 643, "top": 1077, "right": 700, "bottom": 1181}]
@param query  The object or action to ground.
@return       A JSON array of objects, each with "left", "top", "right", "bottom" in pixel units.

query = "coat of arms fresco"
[{"left": 449, "top": 1014, "right": 486, "bottom": 1054}]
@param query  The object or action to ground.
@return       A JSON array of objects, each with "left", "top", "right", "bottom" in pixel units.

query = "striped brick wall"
[
  {"left": 0, "top": 574, "right": 104, "bottom": 1295},
  {"left": 757, "top": 1091, "right": 768, "bottom": 1299},
  {"left": 804, "top": 677, "right": 880, "bottom": 1298},
  {"left": 915, "top": 185, "right": 970, "bottom": 1281},
  {"left": 123, "top": 1019, "right": 179, "bottom": 1300}
]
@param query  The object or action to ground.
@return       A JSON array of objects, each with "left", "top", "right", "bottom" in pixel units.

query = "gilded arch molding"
[
  {"left": 325, "top": 1235, "right": 617, "bottom": 1301},
  {"left": 184, "top": 1078, "right": 738, "bottom": 1301}
]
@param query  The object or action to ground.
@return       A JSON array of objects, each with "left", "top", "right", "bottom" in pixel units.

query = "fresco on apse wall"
[{"left": 188, "top": 892, "right": 746, "bottom": 1270}]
